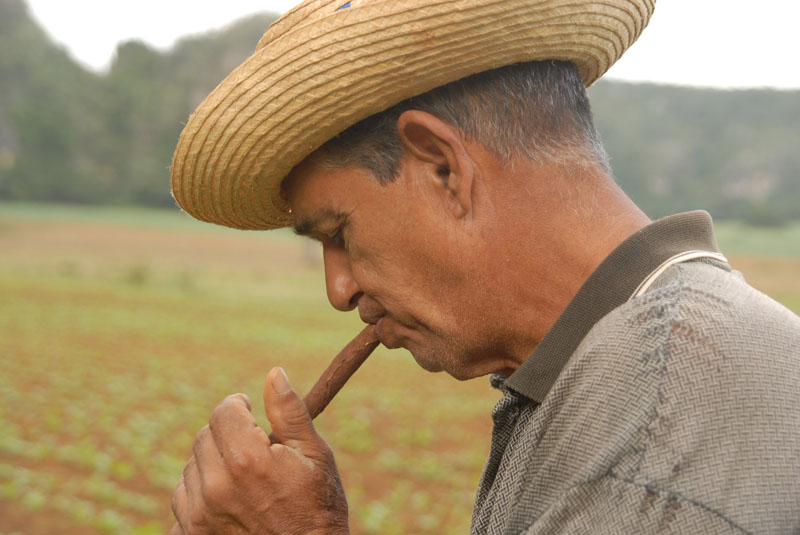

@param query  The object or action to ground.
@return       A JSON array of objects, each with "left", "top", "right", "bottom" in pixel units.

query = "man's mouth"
[
  {"left": 359, "top": 310, "right": 388, "bottom": 345},
  {"left": 374, "top": 317, "right": 405, "bottom": 350},
  {"left": 359, "top": 309, "right": 403, "bottom": 349}
]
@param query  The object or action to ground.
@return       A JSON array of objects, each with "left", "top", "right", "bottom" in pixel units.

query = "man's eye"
[{"left": 331, "top": 228, "right": 345, "bottom": 247}]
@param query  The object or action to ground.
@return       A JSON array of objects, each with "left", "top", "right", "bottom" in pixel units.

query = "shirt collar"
[{"left": 503, "top": 211, "right": 723, "bottom": 403}]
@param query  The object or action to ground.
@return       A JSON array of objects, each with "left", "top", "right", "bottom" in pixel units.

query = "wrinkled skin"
[
  {"left": 169, "top": 109, "right": 649, "bottom": 533},
  {"left": 170, "top": 368, "right": 349, "bottom": 535}
]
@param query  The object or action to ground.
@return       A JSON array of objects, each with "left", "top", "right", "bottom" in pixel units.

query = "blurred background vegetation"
[
  {"left": 0, "top": 0, "right": 798, "bottom": 534},
  {"left": 1, "top": 0, "right": 799, "bottom": 224},
  {"left": 0, "top": 0, "right": 276, "bottom": 208}
]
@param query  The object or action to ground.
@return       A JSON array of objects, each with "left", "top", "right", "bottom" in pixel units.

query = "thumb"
[{"left": 264, "top": 367, "right": 319, "bottom": 452}]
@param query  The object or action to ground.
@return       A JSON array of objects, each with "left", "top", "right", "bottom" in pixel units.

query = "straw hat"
[{"left": 171, "top": 0, "right": 655, "bottom": 230}]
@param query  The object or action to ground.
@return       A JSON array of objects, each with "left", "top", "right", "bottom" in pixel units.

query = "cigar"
[{"left": 303, "top": 324, "right": 380, "bottom": 420}]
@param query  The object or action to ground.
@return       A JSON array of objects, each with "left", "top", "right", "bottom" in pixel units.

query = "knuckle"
[
  {"left": 200, "top": 474, "right": 230, "bottom": 509},
  {"left": 174, "top": 472, "right": 185, "bottom": 491},
  {"left": 209, "top": 404, "right": 227, "bottom": 430},
  {"left": 182, "top": 457, "right": 194, "bottom": 480},
  {"left": 223, "top": 392, "right": 251, "bottom": 411},
  {"left": 209, "top": 397, "right": 249, "bottom": 429},
  {"left": 227, "top": 452, "right": 257, "bottom": 478},
  {"left": 194, "top": 424, "right": 210, "bottom": 442},
  {"left": 232, "top": 392, "right": 252, "bottom": 410},
  {"left": 170, "top": 490, "right": 181, "bottom": 517},
  {"left": 189, "top": 508, "right": 210, "bottom": 530},
  {"left": 226, "top": 446, "right": 270, "bottom": 480},
  {"left": 248, "top": 457, "right": 272, "bottom": 480},
  {"left": 192, "top": 426, "right": 210, "bottom": 454}
]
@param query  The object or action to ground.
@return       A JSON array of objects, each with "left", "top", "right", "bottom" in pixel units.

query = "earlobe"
[{"left": 396, "top": 110, "right": 474, "bottom": 220}]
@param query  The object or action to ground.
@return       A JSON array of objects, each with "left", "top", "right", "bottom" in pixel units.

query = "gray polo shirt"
[{"left": 472, "top": 212, "right": 800, "bottom": 534}]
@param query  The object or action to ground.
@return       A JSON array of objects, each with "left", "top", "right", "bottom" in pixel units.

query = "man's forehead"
[
  {"left": 282, "top": 149, "right": 344, "bottom": 200},
  {"left": 281, "top": 153, "right": 330, "bottom": 215},
  {"left": 283, "top": 153, "right": 379, "bottom": 235}
]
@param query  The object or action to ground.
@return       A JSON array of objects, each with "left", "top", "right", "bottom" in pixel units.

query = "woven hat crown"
[{"left": 171, "top": 0, "right": 655, "bottom": 230}]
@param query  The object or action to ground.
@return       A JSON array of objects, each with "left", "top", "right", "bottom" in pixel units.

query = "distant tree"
[{"left": 0, "top": 0, "right": 798, "bottom": 222}]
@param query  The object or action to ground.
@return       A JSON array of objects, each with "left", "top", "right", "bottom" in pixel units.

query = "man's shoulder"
[
  {"left": 585, "top": 259, "right": 800, "bottom": 358},
  {"left": 570, "top": 258, "right": 800, "bottom": 409},
  {"left": 524, "top": 260, "right": 800, "bottom": 533},
  {"left": 550, "top": 259, "right": 800, "bottom": 423}
]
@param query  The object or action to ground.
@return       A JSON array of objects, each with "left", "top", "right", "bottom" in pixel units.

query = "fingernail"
[{"left": 272, "top": 367, "right": 291, "bottom": 394}]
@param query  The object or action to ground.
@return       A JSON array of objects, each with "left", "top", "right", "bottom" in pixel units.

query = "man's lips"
[
  {"left": 359, "top": 311, "right": 386, "bottom": 343},
  {"left": 374, "top": 317, "right": 403, "bottom": 349}
]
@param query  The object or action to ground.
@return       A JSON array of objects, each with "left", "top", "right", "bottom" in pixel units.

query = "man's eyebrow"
[
  {"left": 292, "top": 217, "right": 317, "bottom": 237},
  {"left": 292, "top": 209, "right": 344, "bottom": 237}
]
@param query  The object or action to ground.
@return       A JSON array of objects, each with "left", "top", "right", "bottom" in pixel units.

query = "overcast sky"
[{"left": 25, "top": 0, "right": 800, "bottom": 89}]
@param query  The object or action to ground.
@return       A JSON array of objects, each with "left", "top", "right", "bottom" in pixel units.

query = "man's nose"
[{"left": 322, "top": 244, "right": 361, "bottom": 312}]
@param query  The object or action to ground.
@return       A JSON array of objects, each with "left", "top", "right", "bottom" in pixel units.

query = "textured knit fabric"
[
  {"left": 504, "top": 211, "right": 727, "bottom": 403},
  {"left": 472, "top": 216, "right": 800, "bottom": 534}
]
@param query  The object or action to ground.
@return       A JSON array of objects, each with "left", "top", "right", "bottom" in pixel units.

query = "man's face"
[{"left": 284, "top": 156, "right": 507, "bottom": 380}]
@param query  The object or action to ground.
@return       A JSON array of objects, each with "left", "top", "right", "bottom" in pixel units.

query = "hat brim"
[{"left": 171, "top": 0, "right": 654, "bottom": 230}]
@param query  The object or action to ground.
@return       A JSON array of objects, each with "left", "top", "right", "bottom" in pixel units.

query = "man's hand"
[{"left": 170, "top": 367, "right": 349, "bottom": 535}]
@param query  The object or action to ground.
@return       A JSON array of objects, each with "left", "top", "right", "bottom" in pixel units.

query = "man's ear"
[{"left": 396, "top": 110, "right": 474, "bottom": 220}]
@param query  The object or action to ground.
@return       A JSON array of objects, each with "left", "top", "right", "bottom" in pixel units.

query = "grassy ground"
[{"left": 1, "top": 203, "right": 798, "bottom": 534}]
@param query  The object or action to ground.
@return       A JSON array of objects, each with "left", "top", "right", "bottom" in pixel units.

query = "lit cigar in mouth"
[{"left": 303, "top": 324, "right": 380, "bottom": 420}]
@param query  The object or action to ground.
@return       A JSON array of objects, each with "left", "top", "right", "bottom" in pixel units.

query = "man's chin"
[
  {"left": 409, "top": 347, "right": 485, "bottom": 381},
  {"left": 406, "top": 345, "right": 443, "bottom": 373},
  {"left": 410, "top": 349, "right": 477, "bottom": 380},
  {"left": 412, "top": 356, "right": 444, "bottom": 374},
  {"left": 393, "top": 333, "right": 473, "bottom": 378}
]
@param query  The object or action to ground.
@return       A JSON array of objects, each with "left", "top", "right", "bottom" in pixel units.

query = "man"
[{"left": 169, "top": 0, "right": 800, "bottom": 533}]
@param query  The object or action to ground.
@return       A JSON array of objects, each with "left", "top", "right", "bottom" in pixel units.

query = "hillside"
[
  {"left": 0, "top": 0, "right": 798, "bottom": 223},
  {"left": 589, "top": 82, "right": 800, "bottom": 223},
  {"left": 0, "top": 0, "right": 278, "bottom": 207}
]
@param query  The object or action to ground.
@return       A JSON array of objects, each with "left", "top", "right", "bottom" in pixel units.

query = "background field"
[{"left": 1, "top": 203, "right": 799, "bottom": 535}]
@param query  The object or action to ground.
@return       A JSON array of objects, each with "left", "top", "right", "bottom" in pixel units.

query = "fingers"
[
  {"left": 173, "top": 386, "right": 347, "bottom": 535},
  {"left": 192, "top": 423, "right": 235, "bottom": 507},
  {"left": 173, "top": 456, "right": 208, "bottom": 532},
  {"left": 193, "top": 425, "right": 225, "bottom": 476},
  {"left": 209, "top": 394, "right": 270, "bottom": 470},
  {"left": 182, "top": 455, "right": 202, "bottom": 513},
  {"left": 263, "top": 367, "right": 320, "bottom": 452},
  {"left": 171, "top": 475, "right": 188, "bottom": 531}
]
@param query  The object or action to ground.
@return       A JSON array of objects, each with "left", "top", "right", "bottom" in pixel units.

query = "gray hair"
[{"left": 315, "top": 60, "right": 610, "bottom": 182}]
